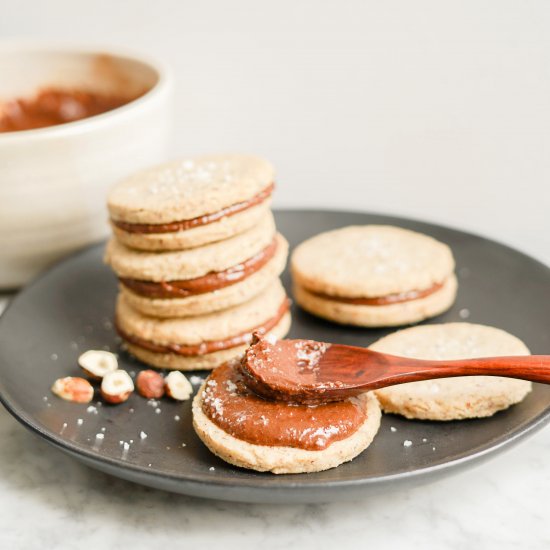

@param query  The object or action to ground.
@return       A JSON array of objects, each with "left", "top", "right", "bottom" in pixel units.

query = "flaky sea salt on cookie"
[
  {"left": 371, "top": 323, "right": 532, "bottom": 420},
  {"left": 107, "top": 154, "right": 275, "bottom": 251},
  {"left": 291, "top": 225, "right": 457, "bottom": 327},
  {"left": 192, "top": 363, "right": 381, "bottom": 474}
]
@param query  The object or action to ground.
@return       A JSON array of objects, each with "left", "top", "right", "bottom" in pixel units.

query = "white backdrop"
[{"left": 2, "top": 0, "right": 549, "bottom": 262}]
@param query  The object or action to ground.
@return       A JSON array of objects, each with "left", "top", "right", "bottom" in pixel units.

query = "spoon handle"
[{"left": 365, "top": 354, "right": 550, "bottom": 390}]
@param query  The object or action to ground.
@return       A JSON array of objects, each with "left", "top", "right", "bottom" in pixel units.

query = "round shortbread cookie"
[
  {"left": 126, "top": 312, "right": 291, "bottom": 370},
  {"left": 291, "top": 225, "right": 455, "bottom": 298},
  {"left": 120, "top": 234, "right": 289, "bottom": 318},
  {"left": 105, "top": 212, "right": 276, "bottom": 282},
  {"left": 112, "top": 199, "right": 272, "bottom": 251},
  {"left": 371, "top": 323, "right": 532, "bottom": 420},
  {"left": 192, "top": 389, "right": 381, "bottom": 474},
  {"left": 117, "top": 279, "right": 290, "bottom": 370},
  {"left": 108, "top": 154, "right": 274, "bottom": 225},
  {"left": 294, "top": 274, "right": 457, "bottom": 327},
  {"left": 117, "top": 278, "right": 287, "bottom": 345}
]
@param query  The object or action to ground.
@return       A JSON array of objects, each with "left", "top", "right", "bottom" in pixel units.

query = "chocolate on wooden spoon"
[{"left": 240, "top": 334, "right": 550, "bottom": 405}]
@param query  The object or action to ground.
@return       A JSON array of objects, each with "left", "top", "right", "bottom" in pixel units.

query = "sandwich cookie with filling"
[
  {"left": 192, "top": 337, "right": 381, "bottom": 474},
  {"left": 106, "top": 213, "right": 288, "bottom": 318},
  {"left": 108, "top": 154, "right": 275, "bottom": 251},
  {"left": 291, "top": 225, "right": 457, "bottom": 327},
  {"left": 371, "top": 323, "right": 532, "bottom": 420},
  {"left": 116, "top": 279, "right": 291, "bottom": 370}
]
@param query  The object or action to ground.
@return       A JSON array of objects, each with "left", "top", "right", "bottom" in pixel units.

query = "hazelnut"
[
  {"left": 101, "top": 369, "right": 134, "bottom": 404},
  {"left": 136, "top": 370, "right": 165, "bottom": 399},
  {"left": 78, "top": 350, "right": 118, "bottom": 380},
  {"left": 165, "top": 371, "right": 193, "bottom": 401},
  {"left": 51, "top": 377, "right": 94, "bottom": 403}
]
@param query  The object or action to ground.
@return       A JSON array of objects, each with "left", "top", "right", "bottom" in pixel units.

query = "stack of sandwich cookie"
[
  {"left": 291, "top": 225, "right": 457, "bottom": 327},
  {"left": 105, "top": 154, "right": 291, "bottom": 370}
]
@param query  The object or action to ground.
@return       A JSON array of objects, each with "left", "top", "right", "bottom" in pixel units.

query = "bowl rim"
[{"left": 0, "top": 40, "right": 173, "bottom": 143}]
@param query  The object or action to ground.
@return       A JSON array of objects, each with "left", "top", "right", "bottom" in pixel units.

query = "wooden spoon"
[{"left": 240, "top": 335, "right": 550, "bottom": 405}]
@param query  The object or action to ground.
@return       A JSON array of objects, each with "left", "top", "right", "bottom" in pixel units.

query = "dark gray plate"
[{"left": 1, "top": 210, "right": 549, "bottom": 504}]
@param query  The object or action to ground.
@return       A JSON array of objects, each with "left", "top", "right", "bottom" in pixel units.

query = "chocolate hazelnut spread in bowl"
[
  {"left": 0, "top": 43, "right": 173, "bottom": 288},
  {"left": 0, "top": 86, "right": 143, "bottom": 133}
]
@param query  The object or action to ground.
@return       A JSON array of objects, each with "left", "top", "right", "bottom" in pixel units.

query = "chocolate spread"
[
  {"left": 310, "top": 281, "right": 445, "bottom": 305},
  {"left": 239, "top": 336, "right": 343, "bottom": 404},
  {"left": 117, "top": 299, "right": 289, "bottom": 356},
  {"left": 112, "top": 183, "right": 275, "bottom": 234},
  {"left": 120, "top": 238, "right": 278, "bottom": 299},
  {"left": 0, "top": 88, "right": 140, "bottom": 133},
  {"left": 201, "top": 361, "right": 367, "bottom": 450}
]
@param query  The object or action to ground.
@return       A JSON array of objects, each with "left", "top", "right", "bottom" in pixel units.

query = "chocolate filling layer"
[
  {"left": 120, "top": 238, "right": 278, "bottom": 299},
  {"left": 201, "top": 362, "right": 367, "bottom": 451},
  {"left": 117, "top": 299, "right": 289, "bottom": 356},
  {"left": 112, "top": 183, "right": 274, "bottom": 234},
  {"left": 309, "top": 281, "right": 445, "bottom": 306}
]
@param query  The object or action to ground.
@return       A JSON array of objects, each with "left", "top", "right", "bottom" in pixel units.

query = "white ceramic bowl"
[{"left": 0, "top": 43, "right": 173, "bottom": 288}]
